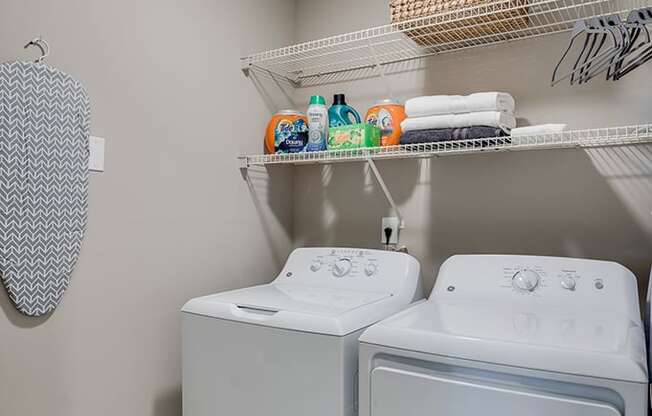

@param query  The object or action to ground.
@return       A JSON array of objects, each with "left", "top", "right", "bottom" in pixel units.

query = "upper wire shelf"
[
  {"left": 241, "top": 0, "right": 651, "bottom": 86},
  {"left": 239, "top": 124, "right": 652, "bottom": 167}
]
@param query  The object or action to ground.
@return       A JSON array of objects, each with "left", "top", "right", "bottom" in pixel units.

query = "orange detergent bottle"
[
  {"left": 365, "top": 99, "right": 407, "bottom": 147},
  {"left": 264, "top": 110, "right": 309, "bottom": 154}
]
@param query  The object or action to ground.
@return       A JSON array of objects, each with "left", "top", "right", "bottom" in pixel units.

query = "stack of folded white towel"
[
  {"left": 400, "top": 92, "right": 567, "bottom": 144},
  {"left": 401, "top": 92, "right": 516, "bottom": 145}
]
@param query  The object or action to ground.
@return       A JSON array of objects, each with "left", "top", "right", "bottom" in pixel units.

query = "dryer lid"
[
  {"left": 360, "top": 299, "right": 648, "bottom": 383},
  {"left": 182, "top": 283, "right": 396, "bottom": 336}
]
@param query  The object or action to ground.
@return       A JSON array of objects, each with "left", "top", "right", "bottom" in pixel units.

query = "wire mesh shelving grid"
[
  {"left": 241, "top": 0, "right": 651, "bottom": 86},
  {"left": 239, "top": 124, "right": 652, "bottom": 167}
]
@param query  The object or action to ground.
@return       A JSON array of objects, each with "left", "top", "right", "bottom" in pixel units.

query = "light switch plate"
[{"left": 89, "top": 136, "right": 105, "bottom": 172}]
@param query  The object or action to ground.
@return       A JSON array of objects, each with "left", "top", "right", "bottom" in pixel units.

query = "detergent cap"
[
  {"left": 375, "top": 98, "right": 401, "bottom": 106},
  {"left": 277, "top": 109, "right": 302, "bottom": 115},
  {"left": 310, "top": 95, "right": 326, "bottom": 105},
  {"left": 333, "top": 94, "right": 348, "bottom": 106}
]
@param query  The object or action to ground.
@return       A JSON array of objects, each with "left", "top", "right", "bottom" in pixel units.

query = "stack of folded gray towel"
[{"left": 400, "top": 92, "right": 516, "bottom": 145}]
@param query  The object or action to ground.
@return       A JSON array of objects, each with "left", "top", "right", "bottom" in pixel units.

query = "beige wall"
[
  {"left": 0, "top": 1, "right": 295, "bottom": 415},
  {"left": 291, "top": 0, "right": 652, "bottom": 295}
]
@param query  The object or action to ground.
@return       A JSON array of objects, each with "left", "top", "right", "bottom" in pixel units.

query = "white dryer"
[
  {"left": 182, "top": 247, "right": 422, "bottom": 416},
  {"left": 359, "top": 255, "right": 648, "bottom": 416}
]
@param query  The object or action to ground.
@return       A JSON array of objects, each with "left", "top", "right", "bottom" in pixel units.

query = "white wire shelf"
[
  {"left": 239, "top": 124, "right": 652, "bottom": 167},
  {"left": 241, "top": 0, "right": 651, "bottom": 86}
]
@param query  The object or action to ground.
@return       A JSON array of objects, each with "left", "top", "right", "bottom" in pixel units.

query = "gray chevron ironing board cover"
[{"left": 0, "top": 61, "right": 90, "bottom": 316}]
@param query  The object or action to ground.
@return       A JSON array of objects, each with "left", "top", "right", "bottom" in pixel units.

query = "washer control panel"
[
  {"left": 276, "top": 248, "right": 420, "bottom": 295},
  {"left": 433, "top": 255, "right": 639, "bottom": 317},
  {"left": 307, "top": 248, "right": 381, "bottom": 279}
]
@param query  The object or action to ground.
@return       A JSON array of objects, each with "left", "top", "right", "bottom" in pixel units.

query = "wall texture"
[
  {"left": 292, "top": 0, "right": 652, "bottom": 296},
  {"left": 0, "top": 1, "right": 295, "bottom": 415}
]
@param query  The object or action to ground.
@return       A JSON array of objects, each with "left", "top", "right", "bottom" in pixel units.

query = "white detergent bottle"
[{"left": 306, "top": 95, "right": 328, "bottom": 152}]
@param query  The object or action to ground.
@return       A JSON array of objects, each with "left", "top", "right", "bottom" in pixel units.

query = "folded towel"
[
  {"left": 405, "top": 92, "right": 515, "bottom": 118},
  {"left": 511, "top": 124, "right": 567, "bottom": 136},
  {"left": 401, "top": 111, "right": 516, "bottom": 132},
  {"left": 400, "top": 126, "right": 508, "bottom": 145}
]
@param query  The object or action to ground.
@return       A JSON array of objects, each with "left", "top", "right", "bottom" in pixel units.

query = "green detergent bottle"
[{"left": 328, "top": 94, "right": 361, "bottom": 128}]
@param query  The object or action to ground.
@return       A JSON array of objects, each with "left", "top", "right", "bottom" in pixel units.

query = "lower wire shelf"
[{"left": 239, "top": 124, "right": 652, "bottom": 167}]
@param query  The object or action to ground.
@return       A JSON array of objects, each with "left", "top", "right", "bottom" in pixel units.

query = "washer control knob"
[
  {"left": 333, "top": 258, "right": 352, "bottom": 278},
  {"left": 560, "top": 275, "right": 576, "bottom": 291},
  {"left": 512, "top": 269, "right": 540, "bottom": 292},
  {"left": 310, "top": 260, "right": 322, "bottom": 272},
  {"left": 364, "top": 263, "right": 378, "bottom": 276}
]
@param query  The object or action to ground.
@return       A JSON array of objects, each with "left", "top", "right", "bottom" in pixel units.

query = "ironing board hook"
[{"left": 24, "top": 37, "right": 50, "bottom": 63}]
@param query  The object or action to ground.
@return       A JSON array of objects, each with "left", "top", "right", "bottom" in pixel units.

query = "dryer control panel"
[
  {"left": 433, "top": 255, "right": 640, "bottom": 319},
  {"left": 275, "top": 248, "right": 421, "bottom": 296}
]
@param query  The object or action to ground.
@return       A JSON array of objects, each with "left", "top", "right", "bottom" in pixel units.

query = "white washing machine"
[
  {"left": 182, "top": 247, "right": 422, "bottom": 416},
  {"left": 359, "top": 255, "right": 648, "bottom": 416}
]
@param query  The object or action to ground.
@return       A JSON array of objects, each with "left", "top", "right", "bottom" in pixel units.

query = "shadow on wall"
[
  {"left": 587, "top": 145, "right": 652, "bottom": 240},
  {"left": 0, "top": 283, "right": 52, "bottom": 328},
  {"left": 244, "top": 165, "right": 295, "bottom": 268},
  {"left": 293, "top": 159, "right": 421, "bottom": 250},
  {"left": 278, "top": 30, "right": 652, "bottom": 296},
  {"left": 427, "top": 146, "right": 652, "bottom": 302},
  {"left": 241, "top": 68, "right": 297, "bottom": 270},
  {"left": 248, "top": 67, "right": 298, "bottom": 114},
  {"left": 291, "top": 146, "right": 652, "bottom": 299},
  {"left": 152, "top": 385, "right": 181, "bottom": 416},
  {"left": 298, "top": 58, "right": 428, "bottom": 88},
  {"left": 420, "top": 34, "right": 652, "bottom": 295}
]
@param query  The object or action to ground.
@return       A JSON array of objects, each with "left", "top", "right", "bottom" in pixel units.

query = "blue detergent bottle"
[{"left": 328, "top": 94, "right": 361, "bottom": 128}]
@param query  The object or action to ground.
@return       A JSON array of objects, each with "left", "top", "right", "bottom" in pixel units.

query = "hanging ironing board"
[{"left": 0, "top": 60, "right": 90, "bottom": 316}]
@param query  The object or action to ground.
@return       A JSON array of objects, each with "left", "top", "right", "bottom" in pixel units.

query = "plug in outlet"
[{"left": 381, "top": 217, "right": 400, "bottom": 245}]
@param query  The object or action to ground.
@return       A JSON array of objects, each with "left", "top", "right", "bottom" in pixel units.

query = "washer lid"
[
  {"left": 182, "top": 283, "right": 397, "bottom": 336},
  {"left": 360, "top": 299, "right": 648, "bottom": 383}
]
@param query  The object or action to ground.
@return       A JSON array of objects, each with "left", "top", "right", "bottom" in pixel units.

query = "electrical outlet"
[{"left": 381, "top": 217, "right": 400, "bottom": 245}]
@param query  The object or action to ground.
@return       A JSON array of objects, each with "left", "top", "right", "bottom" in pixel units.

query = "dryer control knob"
[
  {"left": 333, "top": 258, "right": 352, "bottom": 278},
  {"left": 512, "top": 269, "right": 540, "bottom": 292},
  {"left": 560, "top": 275, "right": 576, "bottom": 291}
]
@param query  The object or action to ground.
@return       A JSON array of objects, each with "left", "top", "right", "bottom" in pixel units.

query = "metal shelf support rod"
[{"left": 367, "top": 157, "right": 405, "bottom": 228}]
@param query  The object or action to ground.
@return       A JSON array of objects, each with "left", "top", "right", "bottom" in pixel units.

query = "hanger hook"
[{"left": 24, "top": 36, "right": 50, "bottom": 63}]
